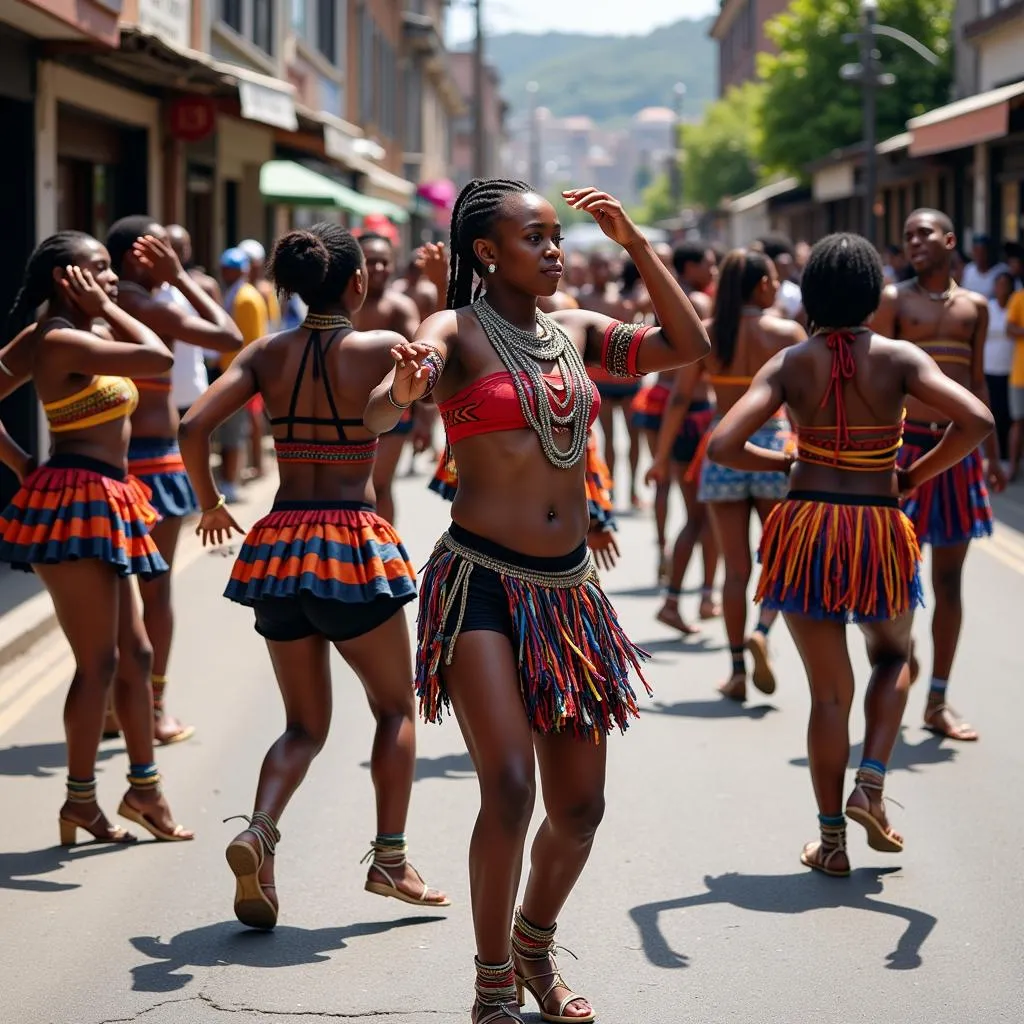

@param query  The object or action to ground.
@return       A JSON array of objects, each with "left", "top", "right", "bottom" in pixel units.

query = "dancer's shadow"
[
  {"left": 630, "top": 868, "right": 934, "bottom": 971},
  {"left": 359, "top": 752, "right": 476, "bottom": 782},
  {"left": 129, "top": 916, "right": 444, "bottom": 992},
  {"left": 605, "top": 584, "right": 663, "bottom": 599},
  {"left": 642, "top": 698, "right": 778, "bottom": 721},
  {"left": 636, "top": 636, "right": 726, "bottom": 656},
  {"left": 788, "top": 728, "right": 956, "bottom": 774},
  {"left": 0, "top": 842, "right": 133, "bottom": 893},
  {"left": 0, "top": 741, "right": 121, "bottom": 779}
]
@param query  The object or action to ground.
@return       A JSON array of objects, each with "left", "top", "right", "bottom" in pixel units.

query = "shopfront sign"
[
  {"left": 324, "top": 123, "right": 358, "bottom": 163},
  {"left": 137, "top": 0, "right": 191, "bottom": 50},
  {"left": 238, "top": 79, "right": 298, "bottom": 132},
  {"left": 168, "top": 95, "right": 216, "bottom": 142}
]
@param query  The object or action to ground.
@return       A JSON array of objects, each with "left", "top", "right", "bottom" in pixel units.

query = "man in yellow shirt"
[
  {"left": 216, "top": 247, "right": 269, "bottom": 500},
  {"left": 1006, "top": 286, "right": 1024, "bottom": 480}
]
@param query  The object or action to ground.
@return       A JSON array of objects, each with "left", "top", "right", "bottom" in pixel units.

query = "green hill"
[{"left": 479, "top": 19, "right": 718, "bottom": 123}]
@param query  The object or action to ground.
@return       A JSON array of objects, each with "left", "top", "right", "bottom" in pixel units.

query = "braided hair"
[
  {"left": 5, "top": 231, "right": 95, "bottom": 336},
  {"left": 446, "top": 178, "right": 532, "bottom": 309},
  {"left": 800, "top": 233, "right": 883, "bottom": 334}
]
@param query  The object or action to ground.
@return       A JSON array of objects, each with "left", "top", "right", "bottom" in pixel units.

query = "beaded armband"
[
  {"left": 600, "top": 322, "right": 650, "bottom": 378},
  {"left": 421, "top": 348, "right": 446, "bottom": 395}
]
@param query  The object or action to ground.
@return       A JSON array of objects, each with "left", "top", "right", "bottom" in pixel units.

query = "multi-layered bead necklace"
[{"left": 473, "top": 297, "right": 592, "bottom": 470}]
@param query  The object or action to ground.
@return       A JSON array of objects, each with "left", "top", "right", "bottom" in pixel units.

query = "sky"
[{"left": 445, "top": 0, "right": 720, "bottom": 47}]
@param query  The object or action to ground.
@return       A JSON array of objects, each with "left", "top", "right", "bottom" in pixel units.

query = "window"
[
  {"left": 404, "top": 64, "right": 423, "bottom": 153},
  {"left": 291, "top": 0, "right": 307, "bottom": 37},
  {"left": 253, "top": 0, "right": 275, "bottom": 55},
  {"left": 359, "top": 8, "right": 374, "bottom": 124},
  {"left": 317, "top": 0, "right": 336, "bottom": 62},
  {"left": 222, "top": 0, "right": 243, "bottom": 31}
]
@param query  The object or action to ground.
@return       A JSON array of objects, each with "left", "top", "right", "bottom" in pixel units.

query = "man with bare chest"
[
  {"left": 874, "top": 209, "right": 1007, "bottom": 742},
  {"left": 353, "top": 234, "right": 431, "bottom": 523},
  {"left": 578, "top": 251, "right": 642, "bottom": 507}
]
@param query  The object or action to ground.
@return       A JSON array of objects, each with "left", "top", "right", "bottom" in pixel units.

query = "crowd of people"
[{"left": 0, "top": 176, "right": 1008, "bottom": 1021}]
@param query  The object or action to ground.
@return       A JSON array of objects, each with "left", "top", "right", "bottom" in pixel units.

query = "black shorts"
[{"left": 253, "top": 591, "right": 414, "bottom": 643}]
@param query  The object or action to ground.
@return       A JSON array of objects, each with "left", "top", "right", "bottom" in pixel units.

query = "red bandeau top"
[{"left": 438, "top": 370, "right": 601, "bottom": 444}]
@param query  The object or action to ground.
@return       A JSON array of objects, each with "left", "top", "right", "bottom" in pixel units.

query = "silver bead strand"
[{"left": 472, "top": 298, "right": 592, "bottom": 469}]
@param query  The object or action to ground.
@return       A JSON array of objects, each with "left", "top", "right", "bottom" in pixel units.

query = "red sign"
[{"left": 168, "top": 96, "right": 217, "bottom": 143}]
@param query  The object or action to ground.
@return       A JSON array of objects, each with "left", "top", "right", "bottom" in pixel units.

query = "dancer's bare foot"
[
  {"left": 717, "top": 674, "right": 746, "bottom": 702},
  {"left": 656, "top": 604, "right": 700, "bottom": 636},
  {"left": 699, "top": 592, "right": 721, "bottom": 619},
  {"left": 154, "top": 711, "right": 195, "bottom": 746}
]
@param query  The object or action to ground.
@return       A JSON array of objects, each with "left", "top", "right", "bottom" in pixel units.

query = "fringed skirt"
[
  {"left": 630, "top": 382, "right": 671, "bottom": 432},
  {"left": 897, "top": 422, "right": 993, "bottom": 547},
  {"left": 127, "top": 437, "right": 198, "bottom": 519},
  {"left": 415, "top": 524, "right": 650, "bottom": 741},
  {"left": 755, "top": 491, "right": 924, "bottom": 623},
  {"left": 584, "top": 433, "right": 616, "bottom": 530},
  {"left": 0, "top": 453, "right": 167, "bottom": 578},
  {"left": 225, "top": 501, "right": 417, "bottom": 606}
]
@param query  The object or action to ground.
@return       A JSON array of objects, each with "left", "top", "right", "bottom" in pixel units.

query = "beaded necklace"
[
  {"left": 472, "top": 297, "right": 592, "bottom": 470},
  {"left": 302, "top": 312, "right": 353, "bottom": 331},
  {"left": 914, "top": 279, "right": 957, "bottom": 302}
]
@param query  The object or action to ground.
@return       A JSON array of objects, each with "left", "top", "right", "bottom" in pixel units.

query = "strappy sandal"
[
  {"left": 59, "top": 810, "right": 137, "bottom": 846},
  {"left": 923, "top": 703, "right": 979, "bottom": 741},
  {"left": 512, "top": 908, "right": 595, "bottom": 1024},
  {"left": 361, "top": 839, "right": 451, "bottom": 907},
  {"left": 152, "top": 677, "right": 195, "bottom": 746},
  {"left": 224, "top": 812, "right": 280, "bottom": 930},
  {"left": 845, "top": 768, "right": 904, "bottom": 853},
  {"left": 472, "top": 957, "right": 523, "bottom": 1023},
  {"left": 800, "top": 823, "right": 850, "bottom": 878}
]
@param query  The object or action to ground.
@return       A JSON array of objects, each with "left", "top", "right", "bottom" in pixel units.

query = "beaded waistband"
[{"left": 439, "top": 531, "right": 594, "bottom": 589}]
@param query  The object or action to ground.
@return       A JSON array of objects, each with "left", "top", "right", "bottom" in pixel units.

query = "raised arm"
[
  {"left": 558, "top": 189, "right": 709, "bottom": 375},
  {"left": 127, "top": 236, "right": 243, "bottom": 353},
  {"left": 364, "top": 314, "right": 451, "bottom": 435},
  {"left": 706, "top": 351, "right": 792, "bottom": 472}
]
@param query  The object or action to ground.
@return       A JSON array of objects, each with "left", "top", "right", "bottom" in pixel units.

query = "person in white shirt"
[
  {"left": 962, "top": 233, "right": 1009, "bottom": 298},
  {"left": 985, "top": 271, "right": 1017, "bottom": 461},
  {"left": 758, "top": 234, "right": 805, "bottom": 324}
]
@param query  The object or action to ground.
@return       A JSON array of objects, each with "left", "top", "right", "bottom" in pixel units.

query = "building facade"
[
  {"left": 710, "top": 0, "right": 789, "bottom": 97},
  {"left": 449, "top": 52, "right": 507, "bottom": 189}
]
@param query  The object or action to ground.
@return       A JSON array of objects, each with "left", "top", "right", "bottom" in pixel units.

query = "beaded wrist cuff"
[{"left": 600, "top": 322, "right": 649, "bottom": 378}]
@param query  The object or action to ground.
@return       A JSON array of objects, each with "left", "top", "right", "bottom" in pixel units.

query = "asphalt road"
[{"left": 1, "top": 458, "right": 1022, "bottom": 1024}]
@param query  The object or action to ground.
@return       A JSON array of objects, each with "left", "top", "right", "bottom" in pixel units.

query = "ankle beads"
[
  {"left": 66, "top": 777, "right": 96, "bottom": 803},
  {"left": 361, "top": 833, "right": 407, "bottom": 870},
  {"left": 512, "top": 908, "right": 558, "bottom": 960},
  {"left": 474, "top": 957, "right": 519, "bottom": 1021},
  {"left": 127, "top": 763, "right": 160, "bottom": 792},
  {"left": 152, "top": 675, "right": 169, "bottom": 715},
  {"left": 225, "top": 811, "right": 280, "bottom": 857}
]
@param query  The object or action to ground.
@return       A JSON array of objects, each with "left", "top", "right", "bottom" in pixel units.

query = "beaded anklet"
[{"left": 473, "top": 957, "right": 520, "bottom": 1023}]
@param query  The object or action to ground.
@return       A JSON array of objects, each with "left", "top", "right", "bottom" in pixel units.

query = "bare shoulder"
[
  {"left": 763, "top": 312, "right": 806, "bottom": 346},
  {"left": 387, "top": 288, "right": 420, "bottom": 318},
  {"left": 688, "top": 290, "right": 713, "bottom": 319},
  {"left": 867, "top": 330, "right": 922, "bottom": 367},
  {"left": 418, "top": 307, "right": 461, "bottom": 341}
]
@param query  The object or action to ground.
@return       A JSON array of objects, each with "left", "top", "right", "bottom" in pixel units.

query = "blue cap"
[{"left": 220, "top": 247, "right": 251, "bottom": 270}]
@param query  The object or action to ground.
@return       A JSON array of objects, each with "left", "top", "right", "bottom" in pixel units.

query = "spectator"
[
  {"left": 1004, "top": 241, "right": 1024, "bottom": 289},
  {"left": 985, "top": 272, "right": 1016, "bottom": 463},
  {"left": 962, "top": 233, "right": 1009, "bottom": 298},
  {"left": 238, "top": 239, "right": 281, "bottom": 330},
  {"left": 1006, "top": 277, "right": 1024, "bottom": 480},
  {"left": 758, "top": 234, "right": 804, "bottom": 323}
]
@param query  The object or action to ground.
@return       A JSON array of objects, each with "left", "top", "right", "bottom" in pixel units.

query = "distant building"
[{"left": 710, "top": 0, "right": 789, "bottom": 96}]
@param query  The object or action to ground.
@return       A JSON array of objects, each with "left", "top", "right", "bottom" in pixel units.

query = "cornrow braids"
[
  {"left": 801, "top": 233, "right": 883, "bottom": 334},
  {"left": 5, "top": 231, "right": 95, "bottom": 337},
  {"left": 446, "top": 177, "right": 531, "bottom": 310}
]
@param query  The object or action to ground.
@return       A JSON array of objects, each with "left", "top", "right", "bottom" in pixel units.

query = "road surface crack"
[{"left": 96, "top": 992, "right": 456, "bottom": 1022}]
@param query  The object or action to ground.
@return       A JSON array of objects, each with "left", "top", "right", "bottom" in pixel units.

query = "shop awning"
[
  {"left": 259, "top": 161, "right": 409, "bottom": 223},
  {"left": 908, "top": 81, "right": 1024, "bottom": 157}
]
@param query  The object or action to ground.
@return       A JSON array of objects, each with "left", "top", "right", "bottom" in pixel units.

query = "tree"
[
  {"left": 682, "top": 82, "right": 766, "bottom": 209},
  {"left": 634, "top": 172, "right": 678, "bottom": 226},
  {"left": 546, "top": 182, "right": 592, "bottom": 226},
  {"left": 758, "top": 0, "right": 952, "bottom": 174}
]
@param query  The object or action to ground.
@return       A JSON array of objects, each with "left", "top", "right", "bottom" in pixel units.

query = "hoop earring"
[{"left": 487, "top": 264, "right": 496, "bottom": 274}]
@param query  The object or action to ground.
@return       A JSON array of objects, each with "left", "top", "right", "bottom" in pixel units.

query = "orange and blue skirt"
[
  {"left": 630, "top": 382, "right": 671, "bottom": 432},
  {"left": 0, "top": 453, "right": 167, "bottom": 579},
  {"left": 428, "top": 444, "right": 459, "bottom": 501},
  {"left": 897, "top": 422, "right": 993, "bottom": 546},
  {"left": 755, "top": 491, "right": 923, "bottom": 623},
  {"left": 584, "top": 432, "right": 616, "bottom": 530},
  {"left": 415, "top": 524, "right": 650, "bottom": 741},
  {"left": 127, "top": 437, "right": 198, "bottom": 519}
]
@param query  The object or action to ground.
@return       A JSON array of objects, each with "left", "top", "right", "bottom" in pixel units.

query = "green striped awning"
[{"left": 259, "top": 160, "right": 409, "bottom": 223}]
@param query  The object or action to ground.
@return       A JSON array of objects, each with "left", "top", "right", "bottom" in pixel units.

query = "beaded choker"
[
  {"left": 473, "top": 297, "right": 592, "bottom": 470},
  {"left": 915, "top": 280, "right": 957, "bottom": 302},
  {"left": 302, "top": 312, "right": 353, "bottom": 331}
]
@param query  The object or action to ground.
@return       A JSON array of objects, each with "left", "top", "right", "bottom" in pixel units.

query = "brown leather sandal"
[{"left": 224, "top": 812, "right": 280, "bottom": 930}]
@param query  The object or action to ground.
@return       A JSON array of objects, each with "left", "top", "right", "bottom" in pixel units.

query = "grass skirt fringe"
[
  {"left": 415, "top": 533, "right": 650, "bottom": 741},
  {"left": 755, "top": 494, "right": 924, "bottom": 623}
]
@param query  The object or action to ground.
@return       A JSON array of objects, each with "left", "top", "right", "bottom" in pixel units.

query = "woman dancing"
[
  {"left": 365, "top": 180, "right": 708, "bottom": 1023},
  {"left": 179, "top": 224, "right": 448, "bottom": 930},
  {"left": 0, "top": 231, "right": 192, "bottom": 844},
  {"left": 707, "top": 234, "right": 992, "bottom": 874},
  {"left": 697, "top": 249, "right": 805, "bottom": 699}
]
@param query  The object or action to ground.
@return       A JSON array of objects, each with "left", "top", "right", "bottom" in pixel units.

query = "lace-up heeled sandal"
[
  {"left": 800, "top": 822, "right": 851, "bottom": 878},
  {"left": 224, "top": 811, "right": 281, "bottom": 930},
  {"left": 511, "top": 908, "right": 595, "bottom": 1024},
  {"left": 846, "top": 767, "right": 904, "bottom": 852},
  {"left": 472, "top": 957, "right": 523, "bottom": 1023}
]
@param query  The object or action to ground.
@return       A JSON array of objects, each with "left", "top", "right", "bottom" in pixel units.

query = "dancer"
[
  {"left": 0, "top": 231, "right": 192, "bottom": 844},
  {"left": 874, "top": 209, "right": 1006, "bottom": 741},
  {"left": 697, "top": 249, "right": 804, "bottom": 699},
  {"left": 365, "top": 179, "right": 709, "bottom": 1023},
  {"left": 707, "top": 233, "right": 992, "bottom": 875},
  {"left": 179, "top": 223, "right": 449, "bottom": 931},
  {"left": 577, "top": 251, "right": 642, "bottom": 507},
  {"left": 166, "top": 224, "right": 223, "bottom": 304},
  {"left": 352, "top": 232, "right": 423, "bottom": 524},
  {"left": 106, "top": 216, "right": 243, "bottom": 744},
  {"left": 394, "top": 252, "right": 440, "bottom": 320}
]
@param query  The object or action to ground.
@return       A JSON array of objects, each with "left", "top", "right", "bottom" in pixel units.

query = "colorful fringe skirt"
[
  {"left": 584, "top": 433, "right": 616, "bottom": 530},
  {"left": 225, "top": 500, "right": 417, "bottom": 605},
  {"left": 630, "top": 382, "right": 671, "bottom": 432},
  {"left": 672, "top": 400, "right": 715, "bottom": 464},
  {"left": 127, "top": 437, "right": 198, "bottom": 519},
  {"left": 896, "top": 422, "right": 993, "bottom": 546},
  {"left": 0, "top": 453, "right": 167, "bottom": 578},
  {"left": 415, "top": 524, "right": 650, "bottom": 741},
  {"left": 428, "top": 445, "right": 459, "bottom": 501},
  {"left": 755, "top": 490, "right": 924, "bottom": 623}
]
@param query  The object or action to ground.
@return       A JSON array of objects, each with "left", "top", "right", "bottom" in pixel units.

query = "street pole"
[
  {"left": 861, "top": 1, "right": 878, "bottom": 247},
  {"left": 671, "top": 82, "right": 686, "bottom": 211},
  {"left": 473, "top": 0, "right": 486, "bottom": 178},
  {"left": 527, "top": 81, "right": 540, "bottom": 188}
]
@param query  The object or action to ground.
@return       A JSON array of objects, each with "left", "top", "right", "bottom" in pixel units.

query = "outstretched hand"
[
  {"left": 563, "top": 188, "right": 643, "bottom": 249},
  {"left": 390, "top": 341, "right": 440, "bottom": 406},
  {"left": 196, "top": 503, "right": 244, "bottom": 548}
]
